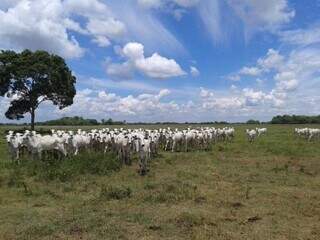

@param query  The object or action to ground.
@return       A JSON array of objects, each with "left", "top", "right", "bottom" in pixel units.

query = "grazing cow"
[
  {"left": 24, "top": 132, "right": 67, "bottom": 159},
  {"left": 139, "top": 137, "right": 151, "bottom": 176},
  {"left": 246, "top": 129, "right": 257, "bottom": 143}
]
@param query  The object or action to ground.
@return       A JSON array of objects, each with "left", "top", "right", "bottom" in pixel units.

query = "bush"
[{"left": 99, "top": 185, "right": 132, "bottom": 200}]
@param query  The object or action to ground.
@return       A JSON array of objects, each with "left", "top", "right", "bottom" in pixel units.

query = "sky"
[{"left": 1, "top": 0, "right": 320, "bottom": 123}]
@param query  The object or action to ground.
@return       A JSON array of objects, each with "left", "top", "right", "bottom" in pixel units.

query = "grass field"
[{"left": 0, "top": 124, "right": 319, "bottom": 240}]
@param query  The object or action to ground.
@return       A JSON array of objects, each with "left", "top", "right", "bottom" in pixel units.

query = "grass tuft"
[{"left": 99, "top": 185, "right": 132, "bottom": 200}]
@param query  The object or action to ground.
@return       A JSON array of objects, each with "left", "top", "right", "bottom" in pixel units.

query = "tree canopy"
[
  {"left": 271, "top": 115, "right": 320, "bottom": 124},
  {"left": 0, "top": 49, "right": 76, "bottom": 129},
  {"left": 246, "top": 119, "right": 260, "bottom": 124}
]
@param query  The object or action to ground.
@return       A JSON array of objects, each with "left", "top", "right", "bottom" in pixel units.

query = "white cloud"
[
  {"left": 257, "top": 49, "right": 284, "bottom": 70},
  {"left": 86, "top": 18, "right": 126, "bottom": 40},
  {"left": 274, "top": 71, "right": 298, "bottom": 91},
  {"left": 106, "top": 62, "right": 134, "bottom": 80},
  {"left": 92, "top": 36, "right": 111, "bottom": 47},
  {"left": 190, "top": 66, "right": 200, "bottom": 77},
  {"left": 58, "top": 88, "right": 180, "bottom": 119},
  {"left": 202, "top": 96, "right": 244, "bottom": 111},
  {"left": 227, "top": 0, "right": 295, "bottom": 35},
  {"left": 239, "top": 66, "right": 262, "bottom": 76},
  {"left": 137, "top": 0, "right": 199, "bottom": 9},
  {"left": 77, "top": 76, "right": 161, "bottom": 93},
  {"left": 243, "top": 88, "right": 267, "bottom": 106},
  {"left": 193, "top": 0, "right": 295, "bottom": 44},
  {"left": 199, "top": 86, "right": 288, "bottom": 112},
  {"left": 135, "top": 53, "right": 186, "bottom": 78},
  {"left": 0, "top": 0, "right": 84, "bottom": 58},
  {"left": 230, "top": 84, "right": 238, "bottom": 91},
  {"left": 123, "top": 42, "right": 145, "bottom": 60},
  {"left": 279, "top": 24, "right": 320, "bottom": 46},
  {"left": 228, "top": 74, "right": 241, "bottom": 81},
  {"left": 200, "top": 87, "right": 214, "bottom": 98},
  {"left": 138, "top": 0, "right": 162, "bottom": 9},
  {"left": 107, "top": 42, "right": 186, "bottom": 79},
  {"left": 64, "top": 0, "right": 110, "bottom": 17},
  {"left": 197, "top": 0, "right": 224, "bottom": 44},
  {"left": 236, "top": 49, "right": 284, "bottom": 77},
  {"left": 109, "top": 0, "right": 186, "bottom": 55},
  {"left": 0, "top": 0, "right": 130, "bottom": 58}
]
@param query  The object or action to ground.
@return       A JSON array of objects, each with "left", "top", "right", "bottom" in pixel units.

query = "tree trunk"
[{"left": 30, "top": 108, "right": 35, "bottom": 130}]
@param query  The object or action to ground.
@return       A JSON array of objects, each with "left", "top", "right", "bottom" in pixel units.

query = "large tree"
[{"left": 0, "top": 50, "right": 76, "bottom": 130}]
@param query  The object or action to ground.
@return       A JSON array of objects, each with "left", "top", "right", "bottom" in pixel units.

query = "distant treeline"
[
  {"left": 38, "top": 116, "right": 126, "bottom": 126},
  {"left": 271, "top": 115, "right": 320, "bottom": 124},
  {"left": 1, "top": 115, "right": 320, "bottom": 126}
]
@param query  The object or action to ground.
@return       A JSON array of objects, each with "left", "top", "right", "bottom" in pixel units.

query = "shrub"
[{"left": 99, "top": 185, "right": 132, "bottom": 200}]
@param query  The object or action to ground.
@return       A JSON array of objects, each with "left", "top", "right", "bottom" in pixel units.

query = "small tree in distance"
[
  {"left": 246, "top": 119, "right": 260, "bottom": 124},
  {"left": 0, "top": 49, "right": 76, "bottom": 130}
]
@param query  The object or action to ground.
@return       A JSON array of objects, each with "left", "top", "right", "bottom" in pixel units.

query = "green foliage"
[
  {"left": 39, "top": 116, "right": 99, "bottom": 126},
  {"left": 16, "top": 152, "right": 121, "bottom": 182},
  {"left": 0, "top": 49, "right": 76, "bottom": 128},
  {"left": 38, "top": 116, "right": 127, "bottom": 126},
  {"left": 246, "top": 119, "right": 260, "bottom": 124},
  {"left": 271, "top": 114, "right": 320, "bottom": 124}
]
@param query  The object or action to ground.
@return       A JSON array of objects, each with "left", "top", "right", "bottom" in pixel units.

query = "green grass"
[{"left": 0, "top": 124, "right": 320, "bottom": 239}]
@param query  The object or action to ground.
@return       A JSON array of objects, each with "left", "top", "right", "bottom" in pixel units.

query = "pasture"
[{"left": 0, "top": 124, "right": 319, "bottom": 240}]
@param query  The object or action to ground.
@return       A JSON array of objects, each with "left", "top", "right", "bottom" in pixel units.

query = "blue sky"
[{"left": 1, "top": 0, "right": 320, "bottom": 122}]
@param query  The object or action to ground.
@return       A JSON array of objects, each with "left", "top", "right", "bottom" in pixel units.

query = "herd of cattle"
[
  {"left": 5, "top": 126, "right": 319, "bottom": 175},
  {"left": 294, "top": 127, "right": 320, "bottom": 141},
  {"left": 5, "top": 127, "right": 236, "bottom": 175}
]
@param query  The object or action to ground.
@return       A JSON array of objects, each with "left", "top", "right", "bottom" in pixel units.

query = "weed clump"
[
  {"left": 99, "top": 185, "right": 132, "bottom": 200},
  {"left": 144, "top": 180, "right": 198, "bottom": 203},
  {"left": 175, "top": 212, "right": 205, "bottom": 229}
]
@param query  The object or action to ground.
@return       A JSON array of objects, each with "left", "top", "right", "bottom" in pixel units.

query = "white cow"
[
  {"left": 24, "top": 132, "right": 67, "bottom": 159},
  {"left": 246, "top": 129, "right": 257, "bottom": 142}
]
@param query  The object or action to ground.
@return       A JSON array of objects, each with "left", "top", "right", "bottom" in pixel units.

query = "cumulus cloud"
[
  {"left": 106, "top": 42, "right": 186, "bottom": 79},
  {"left": 274, "top": 71, "right": 298, "bottom": 91},
  {"left": 199, "top": 86, "right": 287, "bottom": 112},
  {"left": 0, "top": 0, "right": 84, "bottom": 58},
  {"left": 224, "top": 44, "right": 320, "bottom": 114},
  {"left": 58, "top": 88, "right": 179, "bottom": 119},
  {"left": 237, "top": 49, "right": 284, "bottom": 78},
  {"left": 200, "top": 87, "right": 214, "bottom": 98},
  {"left": 257, "top": 49, "right": 284, "bottom": 70},
  {"left": 0, "top": 0, "right": 130, "bottom": 58},
  {"left": 135, "top": 53, "right": 186, "bottom": 78}
]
